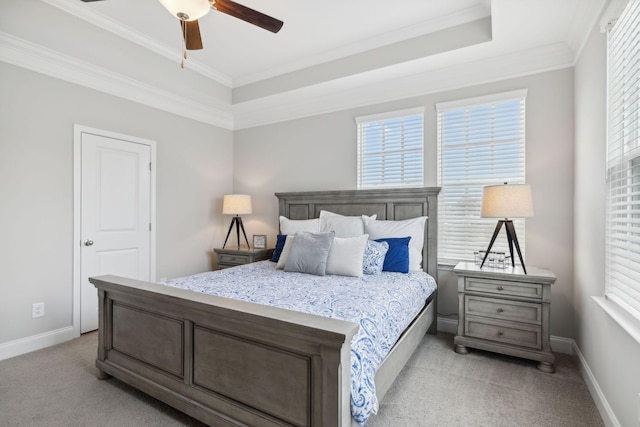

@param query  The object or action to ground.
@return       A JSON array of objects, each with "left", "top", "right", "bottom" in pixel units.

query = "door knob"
[{"left": 84, "top": 240, "right": 94, "bottom": 246}]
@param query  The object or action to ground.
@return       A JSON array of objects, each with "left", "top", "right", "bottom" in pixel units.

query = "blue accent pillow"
[
  {"left": 270, "top": 234, "right": 288, "bottom": 262},
  {"left": 375, "top": 237, "right": 410, "bottom": 273}
]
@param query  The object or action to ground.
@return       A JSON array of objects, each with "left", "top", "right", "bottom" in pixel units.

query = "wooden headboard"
[{"left": 275, "top": 187, "right": 440, "bottom": 279}]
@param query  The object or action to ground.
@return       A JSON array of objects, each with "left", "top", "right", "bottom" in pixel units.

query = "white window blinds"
[
  {"left": 437, "top": 90, "right": 527, "bottom": 264},
  {"left": 356, "top": 107, "right": 424, "bottom": 189},
  {"left": 605, "top": 0, "right": 640, "bottom": 321}
]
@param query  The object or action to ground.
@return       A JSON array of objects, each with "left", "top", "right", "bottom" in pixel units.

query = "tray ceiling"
[{"left": 0, "top": 0, "right": 606, "bottom": 129}]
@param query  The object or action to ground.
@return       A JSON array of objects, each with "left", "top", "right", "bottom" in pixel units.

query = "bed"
[{"left": 90, "top": 187, "right": 440, "bottom": 426}]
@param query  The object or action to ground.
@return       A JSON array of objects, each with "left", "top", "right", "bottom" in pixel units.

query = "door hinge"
[
  {"left": 149, "top": 223, "right": 152, "bottom": 231},
  {"left": 149, "top": 162, "right": 152, "bottom": 171}
]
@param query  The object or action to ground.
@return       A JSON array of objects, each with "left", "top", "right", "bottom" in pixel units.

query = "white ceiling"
[
  {"left": 0, "top": 0, "right": 607, "bottom": 129},
  {"left": 66, "top": 0, "right": 494, "bottom": 85}
]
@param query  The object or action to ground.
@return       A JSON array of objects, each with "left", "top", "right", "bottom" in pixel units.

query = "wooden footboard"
[{"left": 90, "top": 275, "right": 359, "bottom": 427}]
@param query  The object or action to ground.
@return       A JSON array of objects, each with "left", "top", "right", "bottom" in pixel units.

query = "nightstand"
[
  {"left": 214, "top": 247, "right": 274, "bottom": 270},
  {"left": 453, "top": 261, "right": 556, "bottom": 373}
]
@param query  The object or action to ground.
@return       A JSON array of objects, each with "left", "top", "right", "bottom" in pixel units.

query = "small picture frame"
[{"left": 253, "top": 234, "right": 267, "bottom": 249}]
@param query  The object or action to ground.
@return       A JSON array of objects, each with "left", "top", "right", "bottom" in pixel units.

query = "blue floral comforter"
[{"left": 161, "top": 261, "right": 436, "bottom": 425}]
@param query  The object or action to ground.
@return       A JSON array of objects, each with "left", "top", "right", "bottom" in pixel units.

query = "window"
[
  {"left": 356, "top": 107, "right": 424, "bottom": 189},
  {"left": 605, "top": 0, "right": 640, "bottom": 322},
  {"left": 437, "top": 90, "right": 527, "bottom": 264}
]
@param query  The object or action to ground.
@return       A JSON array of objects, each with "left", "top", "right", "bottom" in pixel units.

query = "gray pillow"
[{"left": 284, "top": 231, "right": 335, "bottom": 276}]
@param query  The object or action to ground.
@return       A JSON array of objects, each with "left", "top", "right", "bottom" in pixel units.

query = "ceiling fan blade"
[
  {"left": 181, "top": 20, "right": 203, "bottom": 50},
  {"left": 214, "top": 0, "right": 283, "bottom": 33},
  {"left": 80, "top": 0, "right": 105, "bottom": 2}
]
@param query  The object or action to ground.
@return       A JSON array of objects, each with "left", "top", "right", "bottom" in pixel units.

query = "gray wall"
[
  {"left": 233, "top": 68, "right": 575, "bottom": 339},
  {"left": 574, "top": 22, "right": 640, "bottom": 427},
  {"left": 0, "top": 62, "right": 233, "bottom": 345}
]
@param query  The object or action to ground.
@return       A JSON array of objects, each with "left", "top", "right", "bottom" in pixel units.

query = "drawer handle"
[
  {"left": 497, "top": 308, "right": 504, "bottom": 313},
  {"left": 496, "top": 285, "right": 504, "bottom": 291},
  {"left": 497, "top": 331, "right": 504, "bottom": 336}
]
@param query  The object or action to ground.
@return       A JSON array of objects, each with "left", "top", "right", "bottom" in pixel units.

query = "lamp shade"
[
  {"left": 158, "top": 0, "right": 210, "bottom": 21},
  {"left": 223, "top": 194, "right": 252, "bottom": 215},
  {"left": 481, "top": 184, "right": 533, "bottom": 218}
]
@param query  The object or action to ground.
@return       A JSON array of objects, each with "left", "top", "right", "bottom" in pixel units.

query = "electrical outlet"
[{"left": 32, "top": 302, "right": 44, "bottom": 318}]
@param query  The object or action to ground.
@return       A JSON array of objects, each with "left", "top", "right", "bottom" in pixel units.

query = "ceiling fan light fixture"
[{"left": 158, "top": 0, "right": 211, "bottom": 21}]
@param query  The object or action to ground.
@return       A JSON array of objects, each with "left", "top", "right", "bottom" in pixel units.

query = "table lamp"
[
  {"left": 480, "top": 183, "right": 533, "bottom": 273},
  {"left": 222, "top": 194, "right": 252, "bottom": 249}
]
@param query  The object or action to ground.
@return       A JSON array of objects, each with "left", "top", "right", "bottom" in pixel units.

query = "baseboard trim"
[
  {"left": 435, "top": 320, "right": 619, "bottom": 425},
  {"left": 573, "top": 341, "right": 622, "bottom": 427},
  {"left": 550, "top": 335, "right": 574, "bottom": 355},
  {"left": 437, "top": 316, "right": 458, "bottom": 335},
  {"left": 0, "top": 326, "right": 77, "bottom": 362}
]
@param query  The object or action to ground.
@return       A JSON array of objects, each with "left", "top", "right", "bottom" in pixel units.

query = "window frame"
[
  {"left": 436, "top": 89, "right": 528, "bottom": 265},
  {"left": 601, "top": 0, "right": 640, "bottom": 333},
  {"left": 355, "top": 107, "right": 425, "bottom": 190}
]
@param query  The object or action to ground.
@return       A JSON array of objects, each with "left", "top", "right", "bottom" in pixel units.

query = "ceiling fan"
[{"left": 80, "top": 0, "right": 283, "bottom": 52}]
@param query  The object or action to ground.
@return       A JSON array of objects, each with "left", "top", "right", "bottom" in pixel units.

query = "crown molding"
[
  {"left": 41, "top": 0, "right": 233, "bottom": 88},
  {"left": 1, "top": 29, "right": 573, "bottom": 133},
  {"left": 232, "top": 42, "right": 575, "bottom": 130},
  {"left": 233, "top": 4, "right": 491, "bottom": 87},
  {"left": 233, "top": 17, "right": 492, "bottom": 104},
  {"left": 566, "top": 0, "right": 608, "bottom": 63},
  {"left": 0, "top": 32, "right": 234, "bottom": 130}
]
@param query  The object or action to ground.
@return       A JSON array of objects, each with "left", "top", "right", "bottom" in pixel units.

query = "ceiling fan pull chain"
[{"left": 181, "top": 19, "right": 187, "bottom": 69}]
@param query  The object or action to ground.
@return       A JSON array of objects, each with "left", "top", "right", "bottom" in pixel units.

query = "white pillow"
[
  {"left": 319, "top": 210, "right": 377, "bottom": 237},
  {"left": 279, "top": 216, "right": 319, "bottom": 234},
  {"left": 275, "top": 235, "right": 295, "bottom": 269},
  {"left": 363, "top": 216, "right": 427, "bottom": 271},
  {"left": 325, "top": 234, "right": 369, "bottom": 277}
]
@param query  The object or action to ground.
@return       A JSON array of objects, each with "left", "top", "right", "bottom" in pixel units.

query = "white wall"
[
  {"left": 233, "top": 68, "right": 575, "bottom": 339},
  {"left": 574, "top": 22, "right": 640, "bottom": 427},
  {"left": 0, "top": 62, "right": 233, "bottom": 348}
]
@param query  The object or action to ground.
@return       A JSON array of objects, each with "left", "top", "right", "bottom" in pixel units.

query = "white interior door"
[{"left": 80, "top": 132, "right": 152, "bottom": 333}]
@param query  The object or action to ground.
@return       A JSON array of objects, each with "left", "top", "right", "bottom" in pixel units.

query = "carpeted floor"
[{"left": 0, "top": 332, "right": 603, "bottom": 427}]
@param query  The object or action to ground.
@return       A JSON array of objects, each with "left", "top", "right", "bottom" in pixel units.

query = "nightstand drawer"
[
  {"left": 465, "top": 295, "right": 542, "bottom": 325},
  {"left": 214, "top": 248, "right": 274, "bottom": 271},
  {"left": 218, "top": 254, "right": 249, "bottom": 265},
  {"left": 465, "top": 316, "right": 542, "bottom": 349},
  {"left": 465, "top": 277, "right": 542, "bottom": 300}
]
